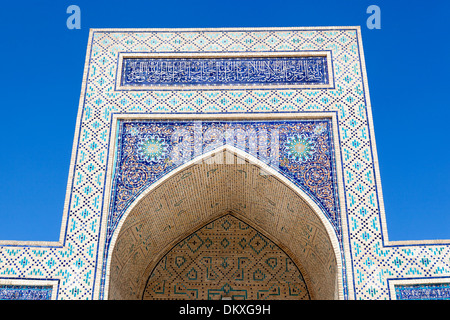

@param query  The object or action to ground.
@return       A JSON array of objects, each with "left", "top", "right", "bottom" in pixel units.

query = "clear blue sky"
[{"left": 0, "top": 0, "right": 448, "bottom": 242}]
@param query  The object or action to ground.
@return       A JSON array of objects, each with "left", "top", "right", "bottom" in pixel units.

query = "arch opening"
[{"left": 107, "top": 146, "right": 342, "bottom": 300}]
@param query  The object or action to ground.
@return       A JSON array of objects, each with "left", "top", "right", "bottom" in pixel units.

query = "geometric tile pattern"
[
  {"left": 0, "top": 27, "right": 449, "bottom": 300},
  {"left": 143, "top": 214, "right": 309, "bottom": 300}
]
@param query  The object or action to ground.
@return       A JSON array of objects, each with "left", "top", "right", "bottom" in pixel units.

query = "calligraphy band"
[{"left": 121, "top": 56, "right": 329, "bottom": 87}]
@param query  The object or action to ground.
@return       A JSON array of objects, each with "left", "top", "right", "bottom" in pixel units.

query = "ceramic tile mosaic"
[
  {"left": 109, "top": 119, "right": 338, "bottom": 239},
  {"left": 0, "top": 27, "right": 449, "bottom": 300}
]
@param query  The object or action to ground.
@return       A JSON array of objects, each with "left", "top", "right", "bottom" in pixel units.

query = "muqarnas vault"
[{"left": 0, "top": 27, "right": 449, "bottom": 300}]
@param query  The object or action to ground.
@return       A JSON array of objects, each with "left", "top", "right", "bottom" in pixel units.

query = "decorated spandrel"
[
  {"left": 121, "top": 56, "right": 328, "bottom": 87},
  {"left": 108, "top": 119, "right": 339, "bottom": 242}
]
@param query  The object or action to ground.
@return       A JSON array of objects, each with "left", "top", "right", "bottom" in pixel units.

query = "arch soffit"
[
  {"left": 106, "top": 145, "right": 344, "bottom": 300},
  {"left": 142, "top": 212, "right": 313, "bottom": 300}
]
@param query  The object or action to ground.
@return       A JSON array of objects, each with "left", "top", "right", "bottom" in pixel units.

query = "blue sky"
[{"left": 0, "top": 0, "right": 448, "bottom": 242}]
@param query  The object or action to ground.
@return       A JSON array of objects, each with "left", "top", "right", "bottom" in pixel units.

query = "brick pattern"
[{"left": 143, "top": 214, "right": 309, "bottom": 300}]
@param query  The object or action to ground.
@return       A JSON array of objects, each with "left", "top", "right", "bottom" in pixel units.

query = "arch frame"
[{"left": 95, "top": 112, "right": 352, "bottom": 300}]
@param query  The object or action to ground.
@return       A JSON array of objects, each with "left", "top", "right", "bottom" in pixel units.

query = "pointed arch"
[{"left": 105, "top": 145, "right": 344, "bottom": 300}]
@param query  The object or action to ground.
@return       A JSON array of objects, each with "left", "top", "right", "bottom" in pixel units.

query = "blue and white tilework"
[
  {"left": 0, "top": 285, "right": 52, "bottom": 300},
  {"left": 121, "top": 56, "right": 329, "bottom": 87},
  {"left": 0, "top": 27, "right": 449, "bottom": 300}
]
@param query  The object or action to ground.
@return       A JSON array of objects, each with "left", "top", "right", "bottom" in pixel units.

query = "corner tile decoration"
[{"left": 0, "top": 27, "right": 449, "bottom": 300}]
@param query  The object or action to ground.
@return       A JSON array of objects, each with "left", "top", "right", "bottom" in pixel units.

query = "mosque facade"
[{"left": 0, "top": 27, "right": 449, "bottom": 300}]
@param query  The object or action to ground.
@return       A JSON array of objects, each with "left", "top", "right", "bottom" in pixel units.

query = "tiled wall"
[{"left": 0, "top": 27, "right": 449, "bottom": 300}]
